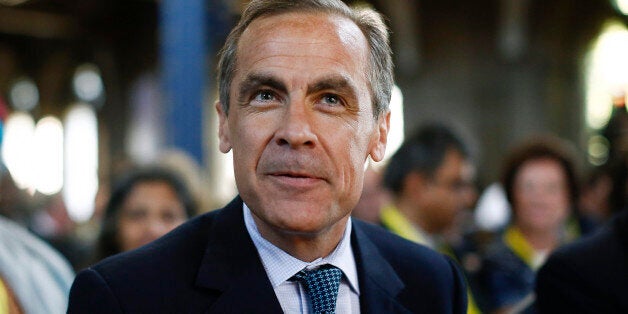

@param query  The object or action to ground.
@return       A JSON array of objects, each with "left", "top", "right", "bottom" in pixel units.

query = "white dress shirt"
[{"left": 243, "top": 203, "right": 361, "bottom": 313}]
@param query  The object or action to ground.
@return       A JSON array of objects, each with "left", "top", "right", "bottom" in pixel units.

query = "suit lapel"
[
  {"left": 352, "top": 221, "right": 413, "bottom": 314},
  {"left": 194, "top": 197, "right": 283, "bottom": 313}
]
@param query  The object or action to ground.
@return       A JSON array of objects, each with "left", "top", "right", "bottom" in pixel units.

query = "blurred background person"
[
  {"left": 0, "top": 214, "right": 74, "bottom": 314},
  {"left": 156, "top": 148, "right": 214, "bottom": 213},
  {"left": 93, "top": 166, "right": 196, "bottom": 262},
  {"left": 577, "top": 164, "right": 613, "bottom": 229},
  {"left": 351, "top": 164, "right": 391, "bottom": 224},
  {"left": 379, "top": 122, "right": 481, "bottom": 314},
  {"left": 380, "top": 123, "right": 473, "bottom": 250},
  {"left": 536, "top": 154, "right": 628, "bottom": 313},
  {"left": 478, "top": 135, "right": 580, "bottom": 314}
]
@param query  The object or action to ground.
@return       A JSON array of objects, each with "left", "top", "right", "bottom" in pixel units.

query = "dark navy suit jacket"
[
  {"left": 535, "top": 210, "right": 628, "bottom": 313},
  {"left": 68, "top": 197, "right": 467, "bottom": 313}
]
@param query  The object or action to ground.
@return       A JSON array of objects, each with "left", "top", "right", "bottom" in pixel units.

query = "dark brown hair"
[{"left": 94, "top": 166, "right": 196, "bottom": 261}]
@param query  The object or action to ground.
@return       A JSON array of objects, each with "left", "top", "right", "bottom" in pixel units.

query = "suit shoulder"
[
  {"left": 547, "top": 225, "right": 616, "bottom": 268},
  {"left": 536, "top": 225, "right": 628, "bottom": 313},
  {"left": 69, "top": 210, "right": 224, "bottom": 312},
  {"left": 76, "top": 210, "right": 219, "bottom": 296},
  {"left": 95, "top": 210, "right": 218, "bottom": 272}
]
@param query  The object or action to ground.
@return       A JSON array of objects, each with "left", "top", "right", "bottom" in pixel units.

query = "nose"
[
  {"left": 274, "top": 100, "right": 317, "bottom": 148},
  {"left": 146, "top": 220, "right": 169, "bottom": 240}
]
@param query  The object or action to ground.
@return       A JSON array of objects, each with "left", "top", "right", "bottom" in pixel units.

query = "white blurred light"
[
  {"left": 126, "top": 74, "right": 165, "bottom": 164},
  {"left": 1, "top": 112, "right": 36, "bottom": 190},
  {"left": 9, "top": 78, "right": 39, "bottom": 112},
  {"left": 585, "top": 22, "right": 628, "bottom": 129},
  {"left": 383, "top": 85, "right": 405, "bottom": 163},
  {"left": 615, "top": 0, "right": 628, "bottom": 15},
  {"left": 34, "top": 117, "right": 64, "bottom": 195},
  {"left": 587, "top": 135, "right": 610, "bottom": 166},
  {"left": 0, "top": 0, "right": 30, "bottom": 6},
  {"left": 474, "top": 183, "right": 511, "bottom": 231},
  {"left": 72, "top": 64, "right": 104, "bottom": 103},
  {"left": 63, "top": 103, "right": 99, "bottom": 223}
]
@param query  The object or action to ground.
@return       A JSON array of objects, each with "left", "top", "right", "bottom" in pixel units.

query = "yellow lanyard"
[
  {"left": 503, "top": 226, "right": 537, "bottom": 269},
  {"left": 379, "top": 204, "right": 427, "bottom": 245},
  {"left": 0, "top": 278, "right": 9, "bottom": 314}
]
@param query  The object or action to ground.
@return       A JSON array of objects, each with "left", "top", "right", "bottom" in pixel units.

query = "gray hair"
[{"left": 216, "top": 0, "right": 393, "bottom": 118}]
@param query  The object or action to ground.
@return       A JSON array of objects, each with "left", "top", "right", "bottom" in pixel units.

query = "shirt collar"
[{"left": 243, "top": 202, "right": 359, "bottom": 294}]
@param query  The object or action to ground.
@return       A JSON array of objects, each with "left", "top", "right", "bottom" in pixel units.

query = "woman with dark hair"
[
  {"left": 95, "top": 166, "right": 196, "bottom": 261},
  {"left": 478, "top": 135, "right": 580, "bottom": 314}
]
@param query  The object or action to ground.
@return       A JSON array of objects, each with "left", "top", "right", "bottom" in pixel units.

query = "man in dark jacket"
[{"left": 68, "top": 1, "right": 467, "bottom": 312}]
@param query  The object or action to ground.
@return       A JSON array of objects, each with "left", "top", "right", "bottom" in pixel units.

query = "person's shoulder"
[
  {"left": 481, "top": 235, "right": 525, "bottom": 272},
  {"left": 68, "top": 209, "right": 223, "bottom": 313},
  {"left": 0, "top": 215, "right": 75, "bottom": 314},
  {"left": 536, "top": 216, "right": 628, "bottom": 313},
  {"left": 548, "top": 218, "right": 618, "bottom": 267}
]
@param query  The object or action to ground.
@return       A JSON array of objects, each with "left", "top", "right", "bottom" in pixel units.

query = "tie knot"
[{"left": 293, "top": 265, "right": 342, "bottom": 314}]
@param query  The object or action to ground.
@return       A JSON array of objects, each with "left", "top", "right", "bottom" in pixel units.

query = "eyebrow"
[
  {"left": 306, "top": 75, "right": 358, "bottom": 99},
  {"left": 236, "top": 73, "right": 287, "bottom": 104},
  {"left": 236, "top": 73, "right": 360, "bottom": 105}
]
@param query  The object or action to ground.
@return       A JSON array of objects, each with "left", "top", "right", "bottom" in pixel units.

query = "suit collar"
[
  {"left": 352, "top": 220, "right": 412, "bottom": 314},
  {"left": 195, "top": 197, "right": 283, "bottom": 313}
]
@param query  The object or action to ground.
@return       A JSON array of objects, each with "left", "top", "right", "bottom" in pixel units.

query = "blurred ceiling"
[{"left": 0, "top": 0, "right": 158, "bottom": 112}]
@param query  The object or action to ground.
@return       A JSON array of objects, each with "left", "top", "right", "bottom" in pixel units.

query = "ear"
[
  {"left": 368, "top": 110, "right": 390, "bottom": 162},
  {"left": 215, "top": 101, "right": 232, "bottom": 153}
]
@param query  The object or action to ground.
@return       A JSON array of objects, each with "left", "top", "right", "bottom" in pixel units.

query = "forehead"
[
  {"left": 236, "top": 11, "right": 369, "bottom": 79},
  {"left": 436, "top": 149, "right": 466, "bottom": 176},
  {"left": 517, "top": 158, "right": 565, "bottom": 180}
]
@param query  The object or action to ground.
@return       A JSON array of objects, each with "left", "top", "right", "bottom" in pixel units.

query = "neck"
[
  {"left": 395, "top": 198, "right": 435, "bottom": 234},
  {"left": 253, "top": 215, "right": 349, "bottom": 262},
  {"left": 516, "top": 225, "right": 559, "bottom": 252}
]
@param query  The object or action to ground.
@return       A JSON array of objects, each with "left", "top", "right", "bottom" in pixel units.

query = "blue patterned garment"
[
  {"left": 293, "top": 265, "right": 343, "bottom": 314},
  {"left": 479, "top": 237, "right": 536, "bottom": 313}
]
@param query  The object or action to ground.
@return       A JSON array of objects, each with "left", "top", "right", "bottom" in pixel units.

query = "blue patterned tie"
[{"left": 293, "top": 264, "right": 343, "bottom": 314}]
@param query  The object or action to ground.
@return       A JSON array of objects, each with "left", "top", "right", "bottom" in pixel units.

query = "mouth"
[
  {"left": 272, "top": 171, "right": 313, "bottom": 178},
  {"left": 270, "top": 171, "right": 323, "bottom": 180},
  {"left": 266, "top": 170, "right": 326, "bottom": 188}
]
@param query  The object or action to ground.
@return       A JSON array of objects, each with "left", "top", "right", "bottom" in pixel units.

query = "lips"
[
  {"left": 260, "top": 155, "right": 329, "bottom": 189},
  {"left": 270, "top": 170, "right": 320, "bottom": 180}
]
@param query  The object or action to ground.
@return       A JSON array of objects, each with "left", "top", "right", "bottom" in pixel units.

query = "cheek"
[
  {"left": 165, "top": 217, "right": 187, "bottom": 230},
  {"left": 513, "top": 191, "right": 531, "bottom": 208},
  {"left": 338, "top": 142, "right": 368, "bottom": 197},
  {"left": 231, "top": 117, "right": 274, "bottom": 165},
  {"left": 118, "top": 220, "right": 142, "bottom": 243},
  {"left": 551, "top": 194, "right": 571, "bottom": 216}
]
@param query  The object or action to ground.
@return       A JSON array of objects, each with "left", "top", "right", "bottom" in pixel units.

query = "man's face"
[
  {"left": 216, "top": 12, "right": 389, "bottom": 238},
  {"left": 419, "top": 149, "right": 471, "bottom": 234}
]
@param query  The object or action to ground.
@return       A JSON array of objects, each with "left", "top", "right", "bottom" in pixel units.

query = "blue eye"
[
  {"left": 254, "top": 90, "right": 276, "bottom": 101},
  {"left": 322, "top": 94, "right": 340, "bottom": 105}
]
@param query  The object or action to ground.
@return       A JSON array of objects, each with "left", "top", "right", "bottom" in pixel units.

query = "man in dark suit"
[
  {"left": 68, "top": 0, "right": 468, "bottom": 313},
  {"left": 535, "top": 210, "right": 628, "bottom": 313}
]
